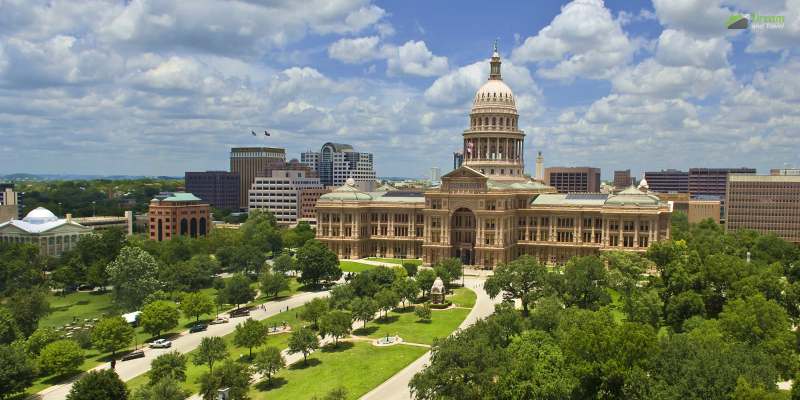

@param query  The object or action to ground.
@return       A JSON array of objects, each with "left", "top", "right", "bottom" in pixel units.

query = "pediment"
[{"left": 441, "top": 166, "right": 487, "bottom": 180}]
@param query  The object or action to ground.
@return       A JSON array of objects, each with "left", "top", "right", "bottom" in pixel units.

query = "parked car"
[
  {"left": 210, "top": 316, "right": 229, "bottom": 325},
  {"left": 121, "top": 350, "right": 145, "bottom": 361},
  {"left": 149, "top": 338, "right": 171, "bottom": 348},
  {"left": 189, "top": 323, "right": 208, "bottom": 333},
  {"left": 229, "top": 309, "right": 250, "bottom": 318}
]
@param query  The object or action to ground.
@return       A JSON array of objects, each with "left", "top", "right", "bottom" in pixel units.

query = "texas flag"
[{"left": 466, "top": 142, "right": 474, "bottom": 154}]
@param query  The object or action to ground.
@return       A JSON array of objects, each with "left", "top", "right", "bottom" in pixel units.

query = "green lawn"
[
  {"left": 447, "top": 287, "right": 477, "bottom": 308},
  {"left": 252, "top": 277, "right": 303, "bottom": 304},
  {"left": 358, "top": 306, "right": 470, "bottom": 345},
  {"left": 365, "top": 258, "right": 423, "bottom": 266},
  {"left": 127, "top": 305, "right": 308, "bottom": 394},
  {"left": 339, "top": 260, "right": 378, "bottom": 273},
  {"left": 250, "top": 341, "right": 427, "bottom": 400}
]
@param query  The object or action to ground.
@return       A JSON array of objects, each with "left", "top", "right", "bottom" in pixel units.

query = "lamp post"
[{"left": 92, "top": 201, "right": 96, "bottom": 217}]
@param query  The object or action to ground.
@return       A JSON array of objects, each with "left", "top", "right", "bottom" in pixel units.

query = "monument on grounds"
[{"left": 431, "top": 277, "right": 445, "bottom": 304}]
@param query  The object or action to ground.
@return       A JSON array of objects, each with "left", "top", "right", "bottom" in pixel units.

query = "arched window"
[
  {"left": 190, "top": 218, "right": 197, "bottom": 238},
  {"left": 157, "top": 220, "right": 163, "bottom": 241},
  {"left": 484, "top": 117, "right": 489, "bottom": 126},
  {"left": 180, "top": 219, "right": 188, "bottom": 235},
  {"left": 492, "top": 117, "right": 496, "bottom": 126},
  {"left": 199, "top": 218, "right": 207, "bottom": 236}
]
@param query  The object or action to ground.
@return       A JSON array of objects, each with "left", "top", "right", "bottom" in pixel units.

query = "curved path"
[
  {"left": 360, "top": 273, "right": 498, "bottom": 400},
  {"left": 34, "top": 289, "right": 330, "bottom": 400}
]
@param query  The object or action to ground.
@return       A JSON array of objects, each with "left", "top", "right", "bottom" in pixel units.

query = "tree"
[
  {"left": 226, "top": 245, "right": 267, "bottom": 276},
  {"left": 321, "top": 387, "right": 348, "bottom": 400},
  {"left": 296, "top": 240, "right": 341, "bottom": 286},
  {"left": 148, "top": 351, "right": 187, "bottom": 384},
  {"left": 0, "top": 344, "right": 36, "bottom": 399},
  {"left": 300, "top": 298, "right": 329, "bottom": 329},
  {"left": 665, "top": 291, "right": 705, "bottom": 332},
  {"left": 260, "top": 269, "right": 290, "bottom": 298},
  {"left": 91, "top": 316, "right": 134, "bottom": 361},
  {"left": 288, "top": 327, "right": 319, "bottom": 364},
  {"left": 402, "top": 262, "right": 418, "bottom": 277},
  {"left": 328, "top": 284, "right": 356, "bottom": 310},
  {"left": 0, "top": 243, "right": 46, "bottom": 295},
  {"left": 434, "top": 258, "right": 462, "bottom": 290},
  {"left": 375, "top": 288, "right": 399, "bottom": 319},
  {"left": 26, "top": 326, "right": 60, "bottom": 355},
  {"left": 485, "top": 255, "right": 548, "bottom": 316},
  {"left": 393, "top": 278, "right": 419, "bottom": 309},
  {"left": 0, "top": 308, "right": 22, "bottom": 345},
  {"left": 7, "top": 287, "right": 50, "bottom": 336},
  {"left": 415, "top": 303, "right": 432, "bottom": 322},
  {"left": 66, "top": 369, "right": 128, "bottom": 400},
  {"left": 416, "top": 269, "right": 437, "bottom": 298},
  {"left": 560, "top": 256, "right": 610, "bottom": 310},
  {"left": 131, "top": 377, "right": 188, "bottom": 400},
  {"left": 492, "top": 330, "right": 577, "bottom": 400},
  {"left": 193, "top": 336, "right": 228, "bottom": 373},
  {"left": 241, "top": 210, "right": 283, "bottom": 255},
  {"left": 272, "top": 253, "right": 296, "bottom": 275},
  {"left": 623, "top": 289, "right": 663, "bottom": 328},
  {"left": 253, "top": 346, "right": 285, "bottom": 385},
  {"left": 234, "top": 318, "right": 267, "bottom": 359},
  {"left": 106, "top": 246, "right": 162, "bottom": 310},
  {"left": 38, "top": 339, "right": 84, "bottom": 376},
  {"left": 159, "top": 255, "right": 218, "bottom": 292},
  {"left": 139, "top": 300, "right": 179, "bottom": 338},
  {"left": 350, "top": 297, "right": 378, "bottom": 328},
  {"left": 180, "top": 292, "right": 215, "bottom": 323},
  {"left": 218, "top": 274, "right": 256, "bottom": 310},
  {"left": 319, "top": 310, "right": 352, "bottom": 346},
  {"left": 282, "top": 221, "right": 315, "bottom": 248},
  {"left": 198, "top": 359, "right": 253, "bottom": 400}
]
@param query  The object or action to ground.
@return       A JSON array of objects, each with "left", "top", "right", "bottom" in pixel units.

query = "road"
[
  {"left": 360, "top": 273, "right": 498, "bottom": 400},
  {"left": 34, "top": 289, "right": 330, "bottom": 400}
]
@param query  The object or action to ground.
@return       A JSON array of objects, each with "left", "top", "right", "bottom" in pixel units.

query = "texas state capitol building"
[{"left": 315, "top": 48, "right": 672, "bottom": 268}]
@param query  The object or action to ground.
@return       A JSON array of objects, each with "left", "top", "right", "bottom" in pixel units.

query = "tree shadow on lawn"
[
  {"left": 393, "top": 306, "right": 414, "bottom": 314},
  {"left": 289, "top": 358, "right": 322, "bottom": 370},
  {"left": 414, "top": 320, "right": 432, "bottom": 324},
  {"left": 353, "top": 326, "right": 378, "bottom": 336},
  {"left": 375, "top": 315, "right": 399, "bottom": 324},
  {"left": 321, "top": 341, "right": 354, "bottom": 353},
  {"left": 254, "top": 376, "right": 288, "bottom": 392}
]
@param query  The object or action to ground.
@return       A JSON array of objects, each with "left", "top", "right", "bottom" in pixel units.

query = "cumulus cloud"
[
  {"left": 385, "top": 41, "right": 449, "bottom": 77},
  {"left": 655, "top": 29, "right": 731, "bottom": 69},
  {"left": 511, "top": 0, "right": 635, "bottom": 80},
  {"left": 652, "top": 0, "right": 731, "bottom": 37},
  {"left": 328, "top": 36, "right": 381, "bottom": 64}
]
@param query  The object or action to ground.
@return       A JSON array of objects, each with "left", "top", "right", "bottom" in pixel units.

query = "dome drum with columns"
[{"left": 314, "top": 44, "right": 672, "bottom": 269}]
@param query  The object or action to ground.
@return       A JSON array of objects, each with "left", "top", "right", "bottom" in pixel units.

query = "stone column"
[{"left": 634, "top": 217, "right": 640, "bottom": 248}]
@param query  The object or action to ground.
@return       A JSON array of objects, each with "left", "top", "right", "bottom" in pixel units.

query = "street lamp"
[{"left": 92, "top": 201, "right": 96, "bottom": 217}]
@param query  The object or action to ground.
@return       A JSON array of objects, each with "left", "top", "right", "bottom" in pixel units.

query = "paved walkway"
[
  {"left": 34, "top": 289, "right": 331, "bottom": 400},
  {"left": 360, "top": 276, "right": 498, "bottom": 400}
]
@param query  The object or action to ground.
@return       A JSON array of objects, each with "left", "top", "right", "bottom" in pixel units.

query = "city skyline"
[{"left": 1, "top": 0, "right": 799, "bottom": 179}]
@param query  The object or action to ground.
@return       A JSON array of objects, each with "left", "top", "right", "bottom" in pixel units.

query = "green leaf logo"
[{"left": 727, "top": 14, "right": 749, "bottom": 29}]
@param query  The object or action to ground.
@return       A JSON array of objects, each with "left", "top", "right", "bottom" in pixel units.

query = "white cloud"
[
  {"left": 612, "top": 58, "right": 735, "bottom": 99},
  {"left": 655, "top": 29, "right": 731, "bottom": 68},
  {"left": 743, "top": 0, "right": 800, "bottom": 53},
  {"left": 385, "top": 40, "right": 449, "bottom": 77},
  {"left": 652, "top": 0, "right": 731, "bottom": 37},
  {"left": 328, "top": 36, "right": 381, "bottom": 64},
  {"left": 511, "top": 0, "right": 635, "bottom": 80}
]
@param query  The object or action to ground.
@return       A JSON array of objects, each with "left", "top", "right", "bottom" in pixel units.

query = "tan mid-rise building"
[
  {"left": 230, "top": 147, "right": 286, "bottom": 210},
  {"left": 315, "top": 47, "right": 672, "bottom": 268},
  {"left": 726, "top": 174, "right": 800, "bottom": 244}
]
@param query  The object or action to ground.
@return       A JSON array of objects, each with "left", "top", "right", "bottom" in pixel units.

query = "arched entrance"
[{"left": 450, "top": 208, "right": 476, "bottom": 265}]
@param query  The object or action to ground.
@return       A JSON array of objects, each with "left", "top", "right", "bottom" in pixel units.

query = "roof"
[
  {"left": 151, "top": 192, "right": 203, "bottom": 202},
  {"left": 0, "top": 208, "right": 90, "bottom": 234},
  {"left": 319, "top": 180, "right": 373, "bottom": 201},
  {"left": 487, "top": 180, "right": 554, "bottom": 191},
  {"left": 532, "top": 193, "right": 609, "bottom": 206},
  {"left": 322, "top": 142, "right": 354, "bottom": 153},
  {"left": 605, "top": 187, "right": 661, "bottom": 206}
]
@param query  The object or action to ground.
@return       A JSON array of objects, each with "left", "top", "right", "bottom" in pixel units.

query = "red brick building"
[{"left": 148, "top": 192, "right": 211, "bottom": 241}]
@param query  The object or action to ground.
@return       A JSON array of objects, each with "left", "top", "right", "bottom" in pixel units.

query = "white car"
[
  {"left": 149, "top": 338, "right": 171, "bottom": 349},
  {"left": 210, "top": 316, "right": 229, "bottom": 325}
]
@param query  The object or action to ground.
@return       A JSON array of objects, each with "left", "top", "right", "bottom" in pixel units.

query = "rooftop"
[
  {"left": 151, "top": 192, "right": 203, "bottom": 202},
  {"left": 728, "top": 174, "right": 800, "bottom": 182}
]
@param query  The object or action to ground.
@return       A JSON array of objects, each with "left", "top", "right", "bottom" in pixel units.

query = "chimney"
[{"left": 66, "top": 213, "right": 72, "bottom": 223}]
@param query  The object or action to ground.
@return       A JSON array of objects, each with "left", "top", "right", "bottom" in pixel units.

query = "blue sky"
[{"left": 0, "top": 0, "right": 798, "bottom": 179}]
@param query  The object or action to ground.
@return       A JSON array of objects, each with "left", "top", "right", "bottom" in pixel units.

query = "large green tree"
[
  {"left": 67, "top": 369, "right": 129, "bottom": 400},
  {"left": 139, "top": 300, "right": 179, "bottom": 338},
  {"left": 198, "top": 360, "right": 252, "bottom": 400},
  {"left": 300, "top": 298, "right": 329, "bottom": 329},
  {"left": 260, "top": 268, "right": 290, "bottom": 299},
  {"left": 319, "top": 310, "right": 352, "bottom": 346},
  {"left": 193, "top": 336, "right": 228, "bottom": 373},
  {"left": 6, "top": 287, "right": 50, "bottom": 336},
  {"left": 0, "top": 308, "right": 22, "bottom": 345},
  {"left": 433, "top": 258, "right": 462, "bottom": 290},
  {"left": 217, "top": 274, "right": 256, "bottom": 310},
  {"left": 393, "top": 277, "right": 419, "bottom": 309},
  {"left": 559, "top": 256, "right": 610, "bottom": 310},
  {"left": 0, "top": 344, "right": 37, "bottom": 399},
  {"left": 492, "top": 330, "right": 576, "bottom": 399},
  {"left": 148, "top": 351, "right": 187, "bottom": 385},
  {"left": 253, "top": 346, "right": 285, "bottom": 385},
  {"left": 106, "top": 246, "right": 162, "bottom": 310},
  {"left": 350, "top": 297, "right": 378, "bottom": 328},
  {"left": 180, "top": 292, "right": 215, "bottom": 323},
  {"left": 296, "top": 240, "right": 341, "bottom": 286},
  {"left": 233, "top": 318, "right": 267, "bottom": 359},
  {"left": 484, "top": 255, "right": 548, "bottom": 316},
  {"left": 131, "top": 377, "right": 188, "bottom": 400},
  {"left": 38, "top": 339, "right": 84, "bottom": 376},
  {"left": 91, "top": 316, "right": 134, "bottom": 361},
  {"left": 288, "top": 327, "right": 319, "bottom": 364},
  {"left": 415, "top": 268, "right": 437, "bottom": 298}
]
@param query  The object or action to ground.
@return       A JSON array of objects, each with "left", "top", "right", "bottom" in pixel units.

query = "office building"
[
  {"left": 430, "top": 167, "right": 441, "bottom": 183},
  {"left": 230, "top": 147, "right": 286, "bottom": 209},
  {"left": 0, "top": 183, "right": 22, "bottom": 222},
  {"left": 688, "top": 168, "right": 756, "bottom": 197},
  {"left": 771, "top": 168, "right": 800, "bottom": 176},
  {"left": 453, "top": 152, "right": 464, "bottom": 169},
  {"left": 544, "top": 167, "right": 601, "bottom": 193},
  {"left": 316, "top": 48, "right": 671, "bottom": 268},
  {"left": 299, "top": 187, "right": 331, "bottom": 222},
  {"left": 301, "top": 143, "right": 376, "bottom": 189},
  {"left": 644, "top": 169, "right": 689, "bottom": 193},
  {"left": 726, "top": 174, "right": 800, "bottom": 244},
  {"left": 148, "top": 192, "right": 211, "bottom": 241},
  {"left": 248, "top": 160, "right": 323, "bottom": 225},
  {"left": 614, "top": 170, "right": 634, "bottom": 189},
  {"left": 73, "top": 212, "right": 135, "bottom": 235},
  {"left": 0, "top": 207, "right": 93, "bottom": 257},
  {"left": 185, "top": 171, "right": 240, "bottom": 210}
]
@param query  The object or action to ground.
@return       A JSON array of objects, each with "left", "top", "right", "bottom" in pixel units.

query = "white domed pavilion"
[{"left": 0, "top": 207, "right": 92, "bottom": 256}]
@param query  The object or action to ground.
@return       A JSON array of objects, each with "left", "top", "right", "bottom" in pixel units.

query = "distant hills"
[{"left": 1, "top": 173, "right": 183, "bottom": 181}]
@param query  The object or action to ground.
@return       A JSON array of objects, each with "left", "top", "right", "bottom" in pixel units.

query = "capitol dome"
[
  {"left": 23, "top": 207, "right": 59, "bottom": 224},
  {"left": 473, "top": 79, "right": 515, "bottom": 109}
]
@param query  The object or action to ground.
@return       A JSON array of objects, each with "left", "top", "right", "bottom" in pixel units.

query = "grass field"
[
  {"left": 250, "top": 341, "right": 427, "bottom": 400},
  {"left": 126, "top": 305, "right": 308, "bottom": 394},
  {"left": 447, "top": 287, "right": 477, "bottom": 308},
  {"left": 357, "top": 306, "right": 470, "bottom": 345},
  {"left": 365, "top": 258, "right": 423, "bottom": 266},
  {"left": 339, "top": 260, "right": 378, "bottom": 273}
]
